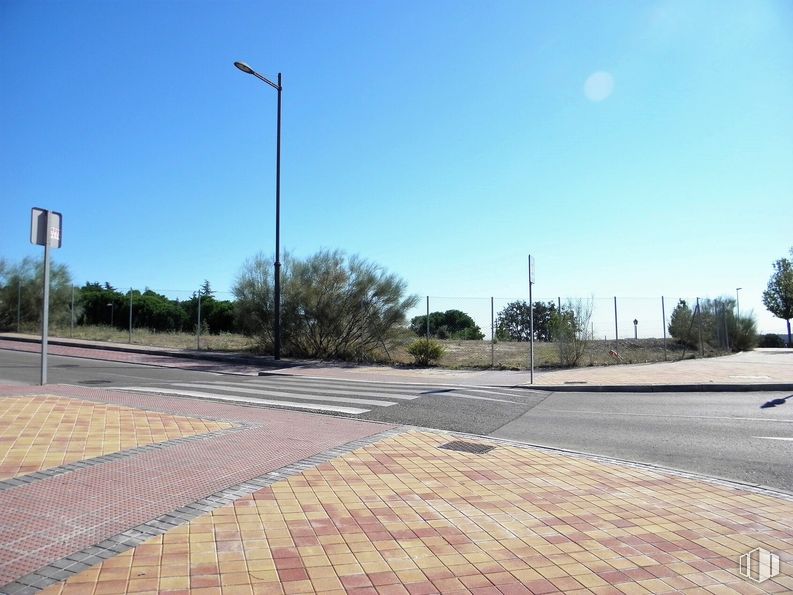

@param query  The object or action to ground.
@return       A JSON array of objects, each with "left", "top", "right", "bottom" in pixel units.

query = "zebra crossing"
[{"left": 113, "top": 375, "right": 534, "bottom": 416}]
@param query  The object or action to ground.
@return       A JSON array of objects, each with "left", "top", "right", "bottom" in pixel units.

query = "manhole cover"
[{"left": 439, "top": 440, "right": 495, "bottom": 454}]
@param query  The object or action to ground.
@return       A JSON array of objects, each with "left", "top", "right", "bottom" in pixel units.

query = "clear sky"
[{"left": 1, "top": 0, "right": 791, "bottom": 337}]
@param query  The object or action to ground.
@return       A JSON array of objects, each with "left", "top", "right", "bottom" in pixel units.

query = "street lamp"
[
  {"left": 234, "top": 61, "right": 283, "bottom": 360},
  {"left": 736, "top": 287, "right": 742, "bottom": 318}
]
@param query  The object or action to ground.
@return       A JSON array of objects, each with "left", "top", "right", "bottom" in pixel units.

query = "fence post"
[
  {"left": 128, "top": 288, "right": 133, "bottom": 343},
  {"left": 490, "top": 296, "right": 494, "bottom": 368},
  {"left": 661, "top": 296, "right": 667, "bottom": 361},
  {"left": 17, "top": 279, "right": 21, "bottom": 332},
  {"left": 614, "top": 296, "right": 619, "bottom": 353},
  {"left": 426, "top": 296, "right": 429, "bottom": 341},
  {"left": 197, "top": 293, "right": 202, "bottom": 350},
  {"left": 723, "top": 303, "right": 730, "bottom": 351},
  {"left": 697, "top": 297, "right": 704, "bottom": 356}
]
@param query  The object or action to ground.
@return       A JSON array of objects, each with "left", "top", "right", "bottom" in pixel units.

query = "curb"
[{"left": 506, "top": 383, "right": 793, "bottom": 393}]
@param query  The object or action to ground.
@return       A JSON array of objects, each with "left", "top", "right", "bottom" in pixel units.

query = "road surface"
[{"left": 1, "top": 348, "right": 791, "bottom": 492}]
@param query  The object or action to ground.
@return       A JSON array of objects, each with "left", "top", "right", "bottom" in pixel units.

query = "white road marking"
[
  {"left": 170, "top": 382, "right": 398, "bottom": 407},
  {"left": 242, "top": 377, "right": 419, "bottom": 400},
  {"left": 754, "top": 436, "right": 793, "bottom": 441},
  {"left": 112, "top": 386, "right": 369, "bottom": 414},
  {"left": 540, "top": 409, "right": 793, "bottom": 423}
]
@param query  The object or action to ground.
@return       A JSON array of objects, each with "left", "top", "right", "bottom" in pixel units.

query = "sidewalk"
[
  {"left": 1, "top": 384, "right": 792, "bottom": 594},
  {"left": 2, "top": 333, "right": 792, "bottom": 391}
]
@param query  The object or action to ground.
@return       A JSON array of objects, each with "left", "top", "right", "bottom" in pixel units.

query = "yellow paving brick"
[{"left": 0, "top": 396, "right": 231, "bottom": 480}]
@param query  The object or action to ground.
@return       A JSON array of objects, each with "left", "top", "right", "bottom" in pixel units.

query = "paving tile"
[{"left": 4, "top": 387, "right": 793, "bottom": 595}]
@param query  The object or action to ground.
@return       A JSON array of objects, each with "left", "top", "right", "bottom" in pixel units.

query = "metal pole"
[
  {"left": 528, "top": 255, "right": 534, "bottom": 384},
  {"left": 723, "top": 304, "right": 730, "bottom": 351},
  {"left": 696, "top": 297, "right": 704, "bottom": 356},
  {"left": 426, "top": 296, "right": 430, "bottom": 340},
  {"left": 197, "top": 293, "right": 202, "bottom": 350},
  {"left": 736, "top": 288, "right": 741, "bottom": 318},
  {"left": 661, "top": 296, "right": 667, "bottom": 361},
  {"left": 17, "top": 279, "right": 21, "bottom": 332},
  {"left": 490, "top": 296, "right": 494, "bottom": 368},
  {"left": 235, "top": 63, "right": 284, "bottom": 359},
  {"left": 128, "top": 288, "right": 133, "bottom": 343},
  {"left": 273, "top": 72, "right": 282, "bottom": 360},
  {"left": 40, "top": 214, "right": 51, "bottom": 385},
  {"left": 70, "top": 285, "right": 74, "bottom": 338},
  {"left": 613, "top": 296, "right": 619, "bottom": 353}
]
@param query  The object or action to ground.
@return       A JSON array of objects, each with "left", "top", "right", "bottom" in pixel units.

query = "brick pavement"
[
  {"left": 36, "top": 430, "right": 793, "bottom": 594},
  {"left": 0, "top": 385, "right": 390, "bottom": 592},
  {"left": 1, "top": 385, "right": 792, "bottom": 593}
]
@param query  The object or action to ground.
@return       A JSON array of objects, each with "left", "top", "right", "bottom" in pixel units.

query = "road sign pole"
[
  {"left": 40, "top": 217, "right": 51, "bottom": 386},
  {"left": 528, "top": 255, "right": 535, "bottom": 385},
  {"left": 31, "top": 207, "right": 63, "bottom": 385}
]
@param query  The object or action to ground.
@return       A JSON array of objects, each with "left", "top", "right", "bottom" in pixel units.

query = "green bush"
[
  {"left": 407, "top": 339, "right": 445, "bottom": 366},
  {"left": 759, "top": 333, "right": 785, "bottom": 348}
]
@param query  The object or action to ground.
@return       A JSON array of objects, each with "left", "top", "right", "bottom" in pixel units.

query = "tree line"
[
  {"left": 2, "top": 245, "right": 790, "bottom": 362},
  {"left": 0, "top": 257, "right": 235, "bottom": 334}
]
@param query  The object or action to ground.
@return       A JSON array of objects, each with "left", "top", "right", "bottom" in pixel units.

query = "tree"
[
  {"left": 78, "top": 282, "right": 125, "bottom": 327},
  {"left": 234, "top": 250, "right": 418, "bottom": 360},
  {"left": 199, "top": 280, "right": 214, "bottom": 298},
  {"left": 0, "top": 257, "right": 75, "bottom": 331},
  {"left": 409, "top": 309, "right": 484, "bottom": 340},
  {"left": 182, "top": 283, "right": 237, "bottom": 334},
  {"left": 550, "top": 299, "right": 593, "bottom": 366},
  {"left": 668, "top": 299, "right": 697, "bottom": 348},
  {"left": 669, "top": 297, "right": 757, "bottom": 352},
  {"left": 495, "top": 300, "right": 556, "bottom": 342},
  {"left": 762, "top": 248, "right": 793, "bottom": 347}
]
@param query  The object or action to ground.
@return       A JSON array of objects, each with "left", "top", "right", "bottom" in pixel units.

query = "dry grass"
[
  {"left": 38, "top": 325, "right": 725, "bottom": 370},
  {"left": 391, "top": 337, "right": 725, "bottom": 370},
  {"left": 47, "top": 325, "right": 257, "bottom": 352}
]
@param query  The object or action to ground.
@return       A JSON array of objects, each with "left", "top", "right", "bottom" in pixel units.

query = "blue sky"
[{"left": 1, "top": 0, "right": 791, "bottom": 336}]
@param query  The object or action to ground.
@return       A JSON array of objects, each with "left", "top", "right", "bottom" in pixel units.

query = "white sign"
[
  {"left": 528, "top": 255, "right": 535, "bottom": 284},
  {"left": 30, "top": 207, "right": 62, "bottom": 249}
]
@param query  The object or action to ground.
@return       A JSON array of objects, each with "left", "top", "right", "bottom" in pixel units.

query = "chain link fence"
[
  {"left": 406, "top": 295, "right": 726, "bottom": 369},
  {"left": 1, "top": 277, "right": 743, "bottom": 366}
]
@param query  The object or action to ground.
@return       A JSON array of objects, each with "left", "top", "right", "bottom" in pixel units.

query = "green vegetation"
[
  {"left": 495, "top": 300, "right": 557, "bottom": 342},
  {"left": 667, "top": 297, "right": 757, "bottom": 352},
  {"left": 406, "top": 338, "right": 445, "bottom": 366},
  {"left": 0, "top": 258, "right": 236, "bottom": 336},
  {"left": 762, "top": 247, "right": 793, "bottom": 347},
  {"left": 409, "top": 309, "right": 484, "bottom": 340},
  {"left": 759, "top": 333, "right": 785, "bottom": 348},
  {"left": 0, "top": 256, "right": 74, "bottom": 330},
  {"left": 549, "top": 299, "right": 593, "bottom": 366},
  {"left": 233, "top": 249, "right": 417, "bottom": 360}
]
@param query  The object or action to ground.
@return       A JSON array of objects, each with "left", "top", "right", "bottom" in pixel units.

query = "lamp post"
[
  {"left": 736, "top": 287, "right": 742, "bottom": 318},
  {"left": 234, "top": 61, "right": 283, "bottom": 360}
]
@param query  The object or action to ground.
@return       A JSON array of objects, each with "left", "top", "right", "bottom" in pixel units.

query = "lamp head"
[{"left": 234, "top": 61, "right": 255, "bottom": 75}]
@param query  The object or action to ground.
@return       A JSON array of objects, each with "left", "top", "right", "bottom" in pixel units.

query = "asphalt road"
[{"left": 2, "top": 348, "right": 792, "bottom": 493}]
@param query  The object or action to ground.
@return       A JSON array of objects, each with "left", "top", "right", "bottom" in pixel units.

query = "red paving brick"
[{"left": 0, "top": 385, "right": 391, "bottom": 586}]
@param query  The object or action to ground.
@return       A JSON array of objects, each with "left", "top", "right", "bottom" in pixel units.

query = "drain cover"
[{"left": 439, "top": 440, "right": 495, "bottom": 454}]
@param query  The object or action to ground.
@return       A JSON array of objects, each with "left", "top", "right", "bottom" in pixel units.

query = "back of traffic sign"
[{"left": 30, "top": 207, "right": 62, "bottom": 249}]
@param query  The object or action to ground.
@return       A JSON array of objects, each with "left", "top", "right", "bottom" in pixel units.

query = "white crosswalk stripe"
[
  {"left": 113, "top": 376, "right": 538, "bottom": 416},
  {"left": 112, "top": 386, "right": 370, "bottom": 415}
]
